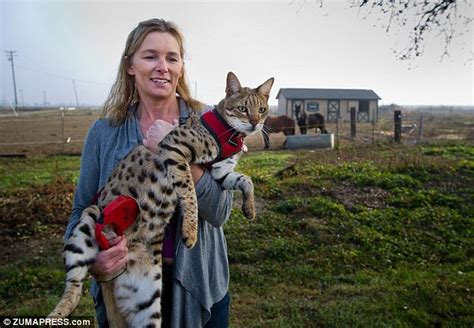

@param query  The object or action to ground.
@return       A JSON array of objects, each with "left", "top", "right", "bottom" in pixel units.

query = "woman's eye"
[
  {"left": 144, "top": 56, "right": 156, "bottom": 60},
  {"left": 238, "top": 106, "right": 247, "bottom": 112}
]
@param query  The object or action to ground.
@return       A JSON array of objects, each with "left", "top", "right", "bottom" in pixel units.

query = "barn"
[{"left": 276, "top": 88, "right": 381, "bottom": 123}]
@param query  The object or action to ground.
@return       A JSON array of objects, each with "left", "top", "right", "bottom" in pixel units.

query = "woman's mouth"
[{"left": 150, "top": 78, "right": 170, "bottom": 85}]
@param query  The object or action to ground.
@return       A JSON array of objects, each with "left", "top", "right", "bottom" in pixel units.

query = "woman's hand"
[
  {"left": 89, "top": 236, "right": 128, "bottom": 277},
  {"left": 142, "top": 119, "right": 178, "bottom": 153}
]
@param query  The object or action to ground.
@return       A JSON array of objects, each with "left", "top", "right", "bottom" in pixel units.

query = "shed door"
[
  {"left": 327, "top": 100, "right": 339, "bottom": 123},
  {"left": 358, "top": 100, "right": 369, "bottom": 122}
]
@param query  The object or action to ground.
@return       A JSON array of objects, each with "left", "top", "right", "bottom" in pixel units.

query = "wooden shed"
[{"left": 276, "top": 88, "right": 381, "bottom": 123}]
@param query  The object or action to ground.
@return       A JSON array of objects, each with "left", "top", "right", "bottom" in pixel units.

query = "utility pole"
[
  {"left": 72, "top": 79, "right": 79, "bottom": 108},
  {"left": 5, "top": 50, "right": 19, "bottom": 110},
  {"left": 43, "top": 90, "right": 48, "bottom": 108},
  {"left": 19, "top": 89, "right": 24, "bottom": 107}
]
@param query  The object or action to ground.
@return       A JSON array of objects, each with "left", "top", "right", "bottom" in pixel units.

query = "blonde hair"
[{"left": 101, "top": 18, "right": 204, "bottom": 125}]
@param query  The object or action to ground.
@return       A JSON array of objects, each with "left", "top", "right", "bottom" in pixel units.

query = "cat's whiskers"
[
  {"left": 262, "top": 126, "right": 272, "bottom": 134},
  {"left": 261, "top": 127, "right": 270, "bottom": 140}
]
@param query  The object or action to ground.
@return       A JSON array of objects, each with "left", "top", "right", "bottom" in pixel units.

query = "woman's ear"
[
  {"left": 179, "top": 62, "right": 184, "bottom": 78},
  {"left": 125, "top": 57, "right": 135, "bottom": 76}
]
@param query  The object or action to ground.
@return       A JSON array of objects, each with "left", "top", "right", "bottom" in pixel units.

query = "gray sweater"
[{"left": 65, "top": 100, "right": 232, "bottom": 327}]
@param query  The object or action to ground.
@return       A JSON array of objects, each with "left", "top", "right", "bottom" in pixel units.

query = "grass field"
[{"left": 0, "top": 141, "right": 473, "bottom": 326}]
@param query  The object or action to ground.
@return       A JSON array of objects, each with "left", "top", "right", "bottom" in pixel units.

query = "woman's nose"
[{"left": 156, "top": 58, "right": 168, "bottom": 73}]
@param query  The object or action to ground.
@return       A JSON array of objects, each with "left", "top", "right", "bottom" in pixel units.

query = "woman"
[{"left": 65, "top": 18, "right": 232, "bottom": 327}]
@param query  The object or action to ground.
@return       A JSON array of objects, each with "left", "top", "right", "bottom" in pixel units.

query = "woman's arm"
[{"left": 64, "top": 121, "right": 101, "bottom": 240}]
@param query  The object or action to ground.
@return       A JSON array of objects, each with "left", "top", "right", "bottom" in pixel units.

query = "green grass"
[
  {"left": 227, "top": 142, "right": 473, "bottom": 326},
  {"left": 0, "top": 156, "right": 80, "bottom": 195},
  {"left": 0, "top": 252, "right": 95, "bottom": 317},
  {"left": 0, "top": 142, "right": 473, "bottom": 326}
]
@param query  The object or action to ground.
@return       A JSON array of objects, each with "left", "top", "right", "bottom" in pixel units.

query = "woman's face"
[{"left": 127, "top": 31, "right": 183, "bottom": 102}]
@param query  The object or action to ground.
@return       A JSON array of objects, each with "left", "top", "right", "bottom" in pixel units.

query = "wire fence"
[
  {"left": 0, "top": 109, "right": 472, "bottom": 157},
  {"left": 0, "top": 108, "right": 100, "bottom": 156},
  {"left": 264, "top": 110, "right": 474, "bottom": 149}
]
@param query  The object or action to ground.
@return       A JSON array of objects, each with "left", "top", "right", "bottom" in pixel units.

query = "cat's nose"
[{"left": 250, "top": 120, "right": 259, "bottom": 130}]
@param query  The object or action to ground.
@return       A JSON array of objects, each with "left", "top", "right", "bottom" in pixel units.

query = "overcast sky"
[{"left": 1, "top": 0, "right": 473, "bottom": 107}]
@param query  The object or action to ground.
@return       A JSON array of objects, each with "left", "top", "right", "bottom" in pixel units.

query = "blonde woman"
[{"left": 65, "top": 18, "right": 232, "bottom": 327}]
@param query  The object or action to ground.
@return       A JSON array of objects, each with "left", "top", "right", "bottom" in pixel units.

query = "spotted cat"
[{"left": 48, "top": 72, "right": 274, "bottom": 327}]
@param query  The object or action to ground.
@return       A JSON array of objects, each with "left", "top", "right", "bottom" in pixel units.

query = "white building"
[{"left": 276, "top": 88, "right": 381, "bottom": 123}]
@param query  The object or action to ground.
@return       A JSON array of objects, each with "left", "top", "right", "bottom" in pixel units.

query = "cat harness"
[{"left": 200, "top": 107, "right": 246, "bottom": 165}]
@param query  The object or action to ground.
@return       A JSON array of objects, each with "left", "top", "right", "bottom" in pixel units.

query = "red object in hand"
[{"left": 95, "top": 195, "right": 139, "bottom": 250}]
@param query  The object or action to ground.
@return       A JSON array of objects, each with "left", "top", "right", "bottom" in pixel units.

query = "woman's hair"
[{"left": 101, "top": 18, "right": 204, "bottom": 125}]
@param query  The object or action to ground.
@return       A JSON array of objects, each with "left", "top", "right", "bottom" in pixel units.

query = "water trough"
[{"left": 285, "top": 134, "right": 334, "bottom": 150}]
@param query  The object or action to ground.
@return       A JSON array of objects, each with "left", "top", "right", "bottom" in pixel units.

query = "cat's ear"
[
  {"left": 256, "top": 77, "right": 274, "bottom": 100},
  {"left": 226, "top": 72, "right": 242, "bottom": 97}
]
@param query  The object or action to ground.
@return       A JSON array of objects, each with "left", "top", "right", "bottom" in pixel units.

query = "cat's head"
[{"left": 217, "top": 72, "right": 274, "bottom": 136}]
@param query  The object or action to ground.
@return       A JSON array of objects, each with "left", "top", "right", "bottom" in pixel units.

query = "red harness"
[{"left": 200, "top": 108, "right": 245, "bottom": 165}]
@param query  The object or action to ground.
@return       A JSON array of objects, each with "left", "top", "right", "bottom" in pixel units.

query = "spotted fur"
[{"left": 48, "top": 72, "right": 274, "bottom": 326}]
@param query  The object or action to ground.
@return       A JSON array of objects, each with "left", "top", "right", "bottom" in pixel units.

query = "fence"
[
  {"left": 0, "top": 108, "right": 472, "bottom": 156},
  {"left": 0, "top": 108, "right": 100, "bottom": 156},
  {"left": 322, "top": 110, "right": 474, "bottom": 147}
]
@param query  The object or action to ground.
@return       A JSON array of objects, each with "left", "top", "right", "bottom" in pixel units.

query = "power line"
[
  {"left": 15, "top": 64, "right": 110, "bottom": 86},
  {"left": 5, "top": 50, "right": 19, "bottom": 109}
]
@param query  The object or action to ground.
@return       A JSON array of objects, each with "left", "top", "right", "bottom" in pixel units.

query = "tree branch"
[{"left": 354, "top": 0, "right": 472, "bottom": 60}]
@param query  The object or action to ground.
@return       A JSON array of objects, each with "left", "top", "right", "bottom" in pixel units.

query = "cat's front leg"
[
  {"left": 211, "top": 155, "right": 256, "bottom": 220},
  {"left": 210, "top": 154, "right": 239, "bottom": 182},
  {"left": 228, "top": 173, "right": 255, "bottom": 220},
  {"left": 170, "top": 165, "right": 198, "bottom": 248}
]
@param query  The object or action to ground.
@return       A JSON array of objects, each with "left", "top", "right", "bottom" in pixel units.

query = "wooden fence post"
[
  {"left": 350, "top": 107, "right": 356, "bottom": 139},
  {"left": 394, "top": 110, "right": 402, "bottom": 143},
  {"left": 372, "top": 116, "right": 376, "bottom": 144},
  {"left": 417, "top": 114, "right": 424, "bottom": 143},
  {"left": 61, "top": 110, "right": 65, "bottom": 154}
]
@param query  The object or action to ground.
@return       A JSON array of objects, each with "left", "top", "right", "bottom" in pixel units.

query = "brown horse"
[
  {"left": 263, "top": 115, "right": 296, "bottom": 149},
  {"left": 294, "top": 104, "right": 328, "bottom": 135}
]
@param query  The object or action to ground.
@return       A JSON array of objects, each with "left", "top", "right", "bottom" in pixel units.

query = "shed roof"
[{"left": 276, "top": 88, "right": 381, "bottom": 100}]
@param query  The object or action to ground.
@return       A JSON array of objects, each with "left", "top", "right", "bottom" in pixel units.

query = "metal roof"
[{"left": 276, "top": 88, "right": 381, "bottom": 100}]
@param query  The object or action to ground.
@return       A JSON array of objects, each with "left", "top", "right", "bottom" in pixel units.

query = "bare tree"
[
  {"left": 354, "top": 0, "right": 472, "bottom": 60},
  {"left": 304, "top": 0, "right": 473, "bottom": 60}
]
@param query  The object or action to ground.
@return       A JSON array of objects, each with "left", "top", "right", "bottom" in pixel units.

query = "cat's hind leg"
[{"left": 113, "top": 244, "right": 163, "bottom": 328}]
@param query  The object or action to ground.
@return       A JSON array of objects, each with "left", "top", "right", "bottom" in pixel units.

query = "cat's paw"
[
  {"left": 242, "top": 197, "right": 256, "bottom": 220},
  {"left": 182, "top": 232, "right": 197, "bottom": 249},
  {"left": 181, "top": 222, "right": 198, "bottom": 249}
]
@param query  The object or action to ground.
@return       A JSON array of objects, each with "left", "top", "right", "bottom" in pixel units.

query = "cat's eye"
[
  {"left": 237, "top": 106, "right": 248, "bottom": 112},
  {"left": 259, "top": 107, "right": 267, "bottom": 113}
]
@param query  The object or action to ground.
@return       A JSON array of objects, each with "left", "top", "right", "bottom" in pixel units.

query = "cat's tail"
[{"left": 48, "top": 206, "right": 100, "bottom": 318}]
